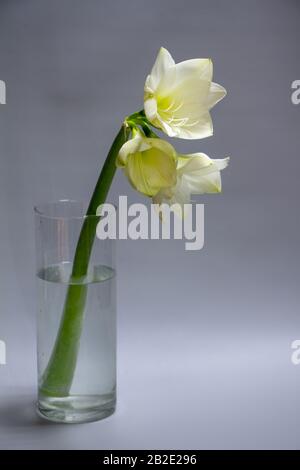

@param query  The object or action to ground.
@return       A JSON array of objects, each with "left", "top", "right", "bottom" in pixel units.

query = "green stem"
[{"left": 40, "top": 123, "right": 130, "bottom": 397}]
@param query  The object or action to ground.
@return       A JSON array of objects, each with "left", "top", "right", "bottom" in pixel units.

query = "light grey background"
[{"left": 0, "top": 0, "right": 300, "bottom": 450}]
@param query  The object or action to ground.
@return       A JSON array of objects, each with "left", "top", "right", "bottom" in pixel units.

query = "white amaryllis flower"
[
  {"left": 116, "top": 130, "right": 177, "bottom": 197},
  {"left": 144, "top": 47, "right": 226, "bottom": 140},
  {"left": 153, "top": 153, "right": 229, "bottom": 210}
]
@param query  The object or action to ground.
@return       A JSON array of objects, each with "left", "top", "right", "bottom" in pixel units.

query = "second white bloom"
[{"left": 153, "top": 153, "right": 230, "bottom": 210}]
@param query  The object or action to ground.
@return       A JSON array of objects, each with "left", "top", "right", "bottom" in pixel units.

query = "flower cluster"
[{"left": 117, "top": 47, "right": 229, "bottom": 211}]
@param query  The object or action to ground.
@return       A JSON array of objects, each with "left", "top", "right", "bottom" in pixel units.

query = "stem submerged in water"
[{"left": 40, "top": 123, "right": 130, "bottom": 397}]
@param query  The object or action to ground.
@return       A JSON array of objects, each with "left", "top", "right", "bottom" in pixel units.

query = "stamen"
[
  {"left": 162, "top": 98, "right": 175, "bottom": 112},
  {"left": 171, "top": 102, "right": 184, "bottom": 113},
  {"left": 168, "top": 117, "right": 188, "bottom": 126},
  {"left": 182, "top": 118, "right": 199, "bottom": 128}
]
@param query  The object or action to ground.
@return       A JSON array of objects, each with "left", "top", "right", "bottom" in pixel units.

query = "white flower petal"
[
  {"left": 155, "top": 114, "right": 179, "bottom": 137},
  {"left": 153, "top": 175, "right": 193, "bottom": 219},
  {"left": 171, "top": 177, "right": 192, "bottom": 206},
  {"left": 174, "top": 58, "right": 213, "bottom": 85},
  {"left": 190, "top": 171, "right": 222, "bottom": 193},
  {"left": 146, "top": 47, "right": 175, "bottom": 92},
  {"left": 170, "top": 111, "right": 213, "bottom": 140},
  {"left": 206, "top": 82, "right": 227, "bottom": 110},
  {"left": 177, "top": 153, "right": 211, "bottom": 171},
  {"left": 116, "top": 132, "right": 143, "bottom": 167},
  {"left": 214, "top": 157, "right": 230, "bottom": 171},
  {"left": 178, "top": 154, "right": 229, "bottom": 193},
  {"left": 157, "top": 71, "right": 210, "bottom": 108},
  {"left": 144, "top": 97, "right": 158, "bottom": 122}
]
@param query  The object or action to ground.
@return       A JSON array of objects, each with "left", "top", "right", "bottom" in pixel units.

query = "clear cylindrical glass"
[{"left": 34, "top": 200, "right": 116, "bottom": 423}]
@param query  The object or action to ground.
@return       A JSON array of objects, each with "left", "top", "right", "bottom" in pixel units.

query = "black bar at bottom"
[{"left": 0, "top": 450, "right": 300, "bottom": 464}]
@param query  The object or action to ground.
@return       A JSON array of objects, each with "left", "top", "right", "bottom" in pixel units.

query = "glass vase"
[{"left": 34, "top": 200, "right": 116, "bottom": 423}]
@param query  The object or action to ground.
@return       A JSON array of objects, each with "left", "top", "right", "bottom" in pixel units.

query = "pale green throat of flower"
[{"left": 40, "top": 47, "right": 230, "bottom": 397}]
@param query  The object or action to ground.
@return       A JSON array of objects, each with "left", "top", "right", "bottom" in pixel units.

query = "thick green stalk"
[{"left": 40, "top": 123, "right": 130, "bottom": 397}]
